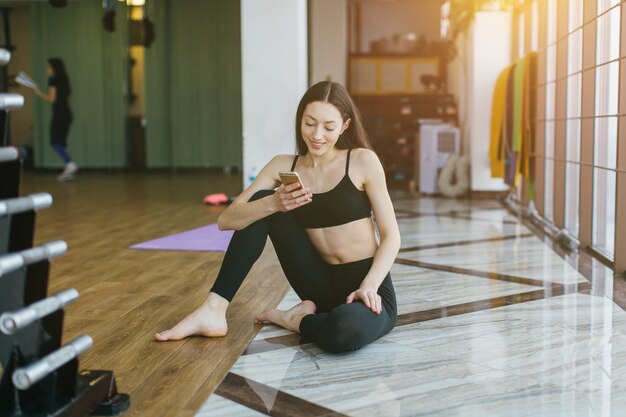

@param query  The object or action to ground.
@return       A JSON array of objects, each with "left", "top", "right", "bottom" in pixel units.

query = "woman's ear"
[{"left": 341, "top": 118, "right": 351, "bottom": 134}]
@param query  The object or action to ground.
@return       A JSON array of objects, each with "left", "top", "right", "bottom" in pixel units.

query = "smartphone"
[{"left": 279, "top": 171, "right": 304, "bottom": 190}]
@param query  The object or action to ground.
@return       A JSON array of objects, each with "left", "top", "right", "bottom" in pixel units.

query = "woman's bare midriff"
[{"left": 305, "top": 217, "right": 378, "bottom": 264}]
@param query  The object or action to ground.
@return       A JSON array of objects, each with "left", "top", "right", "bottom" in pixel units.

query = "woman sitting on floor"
[{"left": 155, "top": 81, "right": 400, "bottom": 353}]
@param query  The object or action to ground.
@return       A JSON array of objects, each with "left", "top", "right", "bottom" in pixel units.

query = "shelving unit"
[
  {"left": 348, "top": 51, "right": 458, "bottom": 189},
  {"left": 353, "top": 89, "right": 458, "bottom": 190}
]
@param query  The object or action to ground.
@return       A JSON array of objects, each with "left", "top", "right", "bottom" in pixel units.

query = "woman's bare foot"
[
  {"left": 155, "top": 293, "right": 229, "bottom": 341},
  {"left": 253, "top": 300, "right": 317, "bottom": 333}
]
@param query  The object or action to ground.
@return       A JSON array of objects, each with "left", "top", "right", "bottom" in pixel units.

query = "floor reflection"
[{"left": 198, "top": 197, "right": 625, "bottom": 417}]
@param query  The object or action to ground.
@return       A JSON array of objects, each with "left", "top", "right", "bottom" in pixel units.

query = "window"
[
  {"left": 543, "top": 0, "right": 558, "bottom": 222},
  {"left": 544, "top": 47, "right": 556, "bottom": 221},
  {"left": 522, "top": 0, "right": 626, "bottom": 270},
  {"left": 564, "top": 2, "right": 583, "bottom": 236},
  {"left": 592, "top": 5, "right": 620, "bottom": 257}
]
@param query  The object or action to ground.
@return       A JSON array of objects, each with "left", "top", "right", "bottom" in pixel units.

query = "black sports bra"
[{"left": 291, "top": 149, "right": 372, "bottom": 229}]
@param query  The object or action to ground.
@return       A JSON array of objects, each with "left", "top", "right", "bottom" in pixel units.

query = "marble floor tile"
[
  {"left": 392, "top": 198, "right": 503, "bottom": 215},
  {"left": 386, "top": 294, "right": 609, "bottom": 354},
  {"left": 399, "top": 236, "right": 587, "bottom": 285},
  {"left": 390, "top": 263, "right": 539, "bottom": 315},
  {"left": 220, "top": 294, "right": 626, "bottom": 417},
  {"left": 195, "top": 196, "right": 621, "bottom": 417},
  {"left": 386, "top": 294, "right": 626, "bottom": 400},
  {"left": 196, "top": 394, "right": 266, "bottom": 417},
  {"left": 225, "top": 339, "right": 621, "bottom": 417},
  {"left": 397, "top": 216, "right": 530, "bottom": 249},
  {"left": 449, "top": 208, "right": 521, "bottom": 224}
]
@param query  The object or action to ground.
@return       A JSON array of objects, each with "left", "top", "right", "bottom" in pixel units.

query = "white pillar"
[
  {"left": 468, "top": 11, "right": 511, "bottom": 191},
  {"left": 241, "top": 0, "right": 308, "bottom": 187}
]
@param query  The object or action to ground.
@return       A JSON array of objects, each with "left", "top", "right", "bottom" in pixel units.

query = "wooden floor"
[{"left": 20, "top": 170, "right": 291, "bottom": 417}]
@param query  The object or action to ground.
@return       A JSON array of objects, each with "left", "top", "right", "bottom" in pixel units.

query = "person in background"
[{"left": 34, "top": 58, "right": 77, "bottom": 181}]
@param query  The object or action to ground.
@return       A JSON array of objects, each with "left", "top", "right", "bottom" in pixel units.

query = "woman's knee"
[{"left": 319, "top": 310, "right": 370, "bottom": 353}]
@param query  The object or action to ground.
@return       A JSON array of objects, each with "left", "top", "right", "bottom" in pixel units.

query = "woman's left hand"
[{"left": 346, "top": 287, "right": 382, "bottom": 314}]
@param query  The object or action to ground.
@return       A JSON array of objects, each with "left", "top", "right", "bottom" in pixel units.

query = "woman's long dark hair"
[
  {"left": 48, "top": 58, "right": 71, "bottom": 95},
  {"left": 295, "top": 81, "right": 372, "bottom": 155}
]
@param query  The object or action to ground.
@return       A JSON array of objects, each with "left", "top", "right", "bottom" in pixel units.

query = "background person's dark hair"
[
  {"left": 48, "top": 58, "right": 71, "bottom": 95},
  {"left": 295, "top": 81, "right": 373, "bottom": 155}
]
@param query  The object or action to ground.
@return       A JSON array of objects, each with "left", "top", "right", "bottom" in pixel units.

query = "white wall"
[
  {"left": 310, "top": 0, "right": 347, "bottom": 85},
  {"left": 463, "top": 11, "right": 511, "bottom": 191},
  {"left": 447, "top": 31, "right": 469, "bottom": 154},
  {"left": 241, "top": 0, "right": 308, "bottom": 187}
]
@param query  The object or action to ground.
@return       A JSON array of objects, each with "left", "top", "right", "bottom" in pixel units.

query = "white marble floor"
[{"left": 196, "top": 197, "right": 623, "bottom": 417}]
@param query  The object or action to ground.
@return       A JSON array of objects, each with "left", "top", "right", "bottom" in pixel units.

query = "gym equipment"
[
  {"left": 0, "top": 240, "right": 130, "bottom": 416},
  {"left": 0, "top": 146, "right": 18, "bottom": 163},
  {"left": 0, "top": 49, "right": 10, "bottom": 66},
  {"left": 437, "top": 154, "right": 470, "bottom": 197},
  {"left": 0, "top": 46, "right": 126, "bottom": 415},
  {"left": 0, "top": 242, "right": 68, "bottom": 313},
  {"left": 0, "top": 147, "right": 26, "bottom": 199},
  {"left": 0, "top": 194, "right": 53, "bottom": 254},
  {"left": 203, "top": 192, "right": 233, "bottom": 205},
  {"left": 130, "top": 223, "right": 233, "bottom": 252},
  {"left": 1, "top": 289, "right": 78, "bottom": 335},
  {"left": 0, "top": 94, "right": 24, "bottom": 111},
  {"left": 12, "top": 335, "right": 92, "bottom": 390},
  {"left": 0, "top": 194, "right": 52, "bottom": 216}
]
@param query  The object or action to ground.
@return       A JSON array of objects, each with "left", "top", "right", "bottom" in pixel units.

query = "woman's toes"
[{"left": 253, "top": 310, "right": 276, "bottom": 324}]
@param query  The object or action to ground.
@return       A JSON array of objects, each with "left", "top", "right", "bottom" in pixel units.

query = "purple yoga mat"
[{"left": 129, "top": 223, "right": 233, "bottom": 252}]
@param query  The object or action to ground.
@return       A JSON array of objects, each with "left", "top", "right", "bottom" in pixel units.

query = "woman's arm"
[
  {"left": 217, "top": 155, "right": 312, "bottom": 231},
  {"left": 346, "top": 149, "right": 401, "bottom": 313},
  {"left": 34, "top": 86, "right": 56, "bottom": 103}
]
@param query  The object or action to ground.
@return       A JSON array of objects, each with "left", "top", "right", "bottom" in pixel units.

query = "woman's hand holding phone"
[{"left": 274, "top": 171, "right": 312, "bottom": 212}]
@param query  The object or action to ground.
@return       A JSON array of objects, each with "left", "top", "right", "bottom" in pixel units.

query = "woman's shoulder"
[
  {"left": 267, "top": 154, "right": 299, "bottom": 170},
  {"left": 269, "top": 153, "right": 298, "bottom": 162},
  {"left": 350, "top": 147, "right": 381, "bottom": 167},
  {"left": 348, "top": 148, "right": 384, "bottom": 188}
]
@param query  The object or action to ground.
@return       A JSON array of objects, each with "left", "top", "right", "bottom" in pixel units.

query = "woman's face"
[
  {"left": 46, "top": 64, "right": 54, "bottom": 76},
  {"left": 300, "top": 101, "right": 349, "bottom": 156}
]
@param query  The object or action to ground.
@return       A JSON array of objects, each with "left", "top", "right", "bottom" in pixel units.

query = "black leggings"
[
  {"left": 210, "top": 190, "right": 397, "bottom": 353},
  {"left": 50, "top": 113, "right": 72, "bottom": 147}
]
